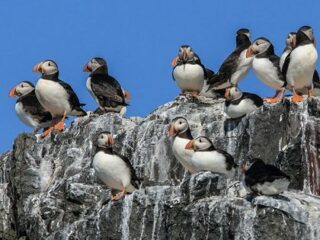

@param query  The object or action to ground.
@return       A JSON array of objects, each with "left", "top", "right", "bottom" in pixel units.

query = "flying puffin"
[
  {"left": 282, "top": 27, "right": 318, "bottom": 101},
  {"left": 9, "top": 81, "right": 53, "bottom": 132},
  {"left": 279, "top": 32, "right": 296, "bottom": 71},
  {"left": 33, "top": 60, "right": 86, "bottom": 138},
  {"left": 207, "top": 28, "right": 253, "bottom": 90},
  {"left": 168, "top": 117, "right": 197, "bottom": 173},
  {"left": 246, "top": 37, "right": 286, "bottom": 103},
  {"left": 185, "top": 136, "right": 237, "bottom": 178},
  {"left": 83, "top": 57, "right": 129, "bottom": 115},
  {"left": 224, "top": 86, "right": 263, "bottom": 119},
  {"left": 172, "top": 45, "right": 214, "bottom": 96},
  {"left": 242, "top": 157, "right": 290, "bottom": 196},
  {"left": 93, "top": 132, "right": 140, "bottom": 201}
]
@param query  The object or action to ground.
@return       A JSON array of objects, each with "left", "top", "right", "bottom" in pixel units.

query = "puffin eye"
[
  {"left": 199, "top": 139, "right": 202, "bottom": 143},
  {"left": 179, "top": 121, "right": 182, "bottom": 124},
  {"left": 100, "top": 135, "right": 104, "bottom": 139}
]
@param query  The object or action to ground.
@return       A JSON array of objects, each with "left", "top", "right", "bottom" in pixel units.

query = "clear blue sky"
[{"left": 0, "top": 0, "right": 319, "bottom": 153}]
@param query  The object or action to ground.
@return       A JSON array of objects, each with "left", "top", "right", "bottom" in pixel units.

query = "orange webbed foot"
[
  {"left": 40, "top": 127, "right": 54, "bottom": 138},
  {"left": 54, "top": 121, "right": 65, "bottom": 132},
  {"left": 292, "top": 94, "right": 304, "bottom": 103},
  {"left": 264, "top": 97, "right": 281, "bottom": 103}
]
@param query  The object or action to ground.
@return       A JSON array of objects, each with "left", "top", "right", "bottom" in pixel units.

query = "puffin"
[
  {"left": 93, "top": 132, "right": 140, "bottom": 201},
  {"left": 9, "top": 81, "right": 53, "bottom": 132},
  {"left": 207, "top": 28, "right": 253, "bottom": 90},
  {"left": 33, "top": 60, "right": 86, "bottom": 138},
  {"left": 185, "top": 136, "right": 237, "bottom": 178},
  {"left": 224, "top": 86, "right": 263, "bottom": 119},
  {"left": 279, "top": 32, "right": 297, "bottom": 71},
  {"left": 83, "top": 57, "right": 129, "bottom": 115},
  {"left": 242, "top": 157, "right": 290, "bottom": 196},
  {"left": 246, "top": 37, "right": 286, "bottom": 103},
  {"left": 172, "top": 45, "right": 214, "bottom": 96},
  {"left": 282, "top": 26, "right": 318, "bottom": 101},
  {"left": 168, "top": 117, "right": 197, "bottom": 173}
]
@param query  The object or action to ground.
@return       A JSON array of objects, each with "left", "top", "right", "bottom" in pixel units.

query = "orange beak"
[
  {"left": 9, "top": 87, "right": 17, "bottom": 97},
  {"left": 246, "top": 47, "right": 253, "bottom": 58},
  {"left": 33, "top": 63, "right": 42, "bottom": 73},
  {"left": 83, "top": 64, "right": 90, "bottom": 72},
  {"left": 224, "top": 88, "right": 230, "bottom": 98},
  {"left": 185, "top": 140, "right": 194, "bottom": 150},
  {"left": 168, "top": 124, "right": 177, "bottom": 137},
  {"left": 171, "top": 57, "right": 178, "bottom": 67},
  {"left": 107, "top": 134, "right": 114, "bottom": 145}
]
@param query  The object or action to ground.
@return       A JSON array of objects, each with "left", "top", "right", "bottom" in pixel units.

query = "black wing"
[
  {"left": 115, "top": 152, "right": 141, "bottom": 188},
  {"left": 90, "top": 74, "right": 127, "bottom": 106},
  {"left": 57, "top": 79, "right": 85, "bottom": 108},
  {"left": 215, "top": 149, "right": 237, "bottom": 170},
  {"left": 313, "top": 70, "right": 320, "bottom": 88},
  {"left": 281, "top": 51, "right": 291, "bottom": 83},
  {"left": 18, "top": 91, "right": 52, "bottom": 123},
  {"left": 242, "top": 92, "right": 264, "bottom": 107},
  {"left": 268, "top": 54, "right": 286, "bottom": 87}
]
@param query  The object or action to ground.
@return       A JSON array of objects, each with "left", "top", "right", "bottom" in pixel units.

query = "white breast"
[
  {"left": 92, "top": 151, "right": 135, "bottom": 192},
  {"left": 86, "top": 77, "right": 102, "bottom": 108},
  {"left": 286, "top": 44, "right": 318, "bottom": 89},
  {"left": 225, "top": 98, "right": 259, "bottom": 119},
  {"left": 35, "top": 79, "right": 72, "bottom": 116},
  {"left": 173, "top": 64, "right": 205, "bottom": 92},
  {"left": 253, "top": 178, "right": 290, "bottom": 195},
  {"left": 230, "top": 49, "right": 253, "bottom": 85},
  {"left": 15, "top": 102, "right": 40, "bottom": 129},
  {"left": 191, "top": 151, "right": 235, "bottom": 178},
  {"left": 172, "top": 136, "right": 196, "bottom": 173}
]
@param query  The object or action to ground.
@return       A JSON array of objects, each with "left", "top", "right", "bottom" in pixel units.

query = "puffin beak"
[
  {"left": 185, "top": 140, "right": 195, "bottom": 150},
  {"left": 83, "top": 64, "right": 90, "bottom": 72},
  {"left": 33, "top": 63, "right": 42, "bottom": 73},
  {"left": 9, "top": 87, "right": 17, "bottom": 97},
  {"left": 107, "top": 134, "right": 114, "bottom": 145},
  {"left": 246, "top": 47, "right": 253, "bottom": 58},
  {"left": 224, "top": 88, "right": 230, "bottom": 98},
  {"left": 168, "top": 124, "right": 177, "bottom": 137},
  {"left": 171, "top": 57, "right": 178, "bottom": 67}
]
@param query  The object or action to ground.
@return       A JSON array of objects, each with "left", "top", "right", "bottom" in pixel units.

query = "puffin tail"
[
  {"left": 125, "top": 183, "right": 137, "bottom": 193},
  {"left": 71, "top": 107, "right": 87, "bottom": 117}
]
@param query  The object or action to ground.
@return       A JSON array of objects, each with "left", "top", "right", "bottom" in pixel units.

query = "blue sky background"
[{"left": 0, "top": 0, "right": 319, "bottom": 152}]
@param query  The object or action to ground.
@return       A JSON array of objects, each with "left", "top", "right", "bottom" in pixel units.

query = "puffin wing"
[
  {"left": 115, "top": 152, "right": 141, "bottom": 188},
  {"left": 57, "top": 79, "right": 85, "bottom": 107},
  {"left": 242, "top": 92, "right": 264, "bottom": 107},
  {"left": 313, "top": 70, "right": 320, "bottom": 88},
  {"left": 91, "top": 74, "right": 127, "bottom": 105},
  {"left": 269, "top": 54, "right": 286, "bottom": 86},
  {"left": 281, "top": 52, "right": 291, "bottom": 83},
  {"left": 215, "top": 149, "right": 237, "bottom": 170}
]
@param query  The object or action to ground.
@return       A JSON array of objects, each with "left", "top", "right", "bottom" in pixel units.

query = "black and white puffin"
[
  {"left": 83, "top": 57, "right": 129, "bottom": 115},
  {"left": 279, "top": 32, "right": 296, "bottom": 71},
  {"left": 93, "top": 132, "right": 140, "bottom": 201},
  {"left": 242, "top": 158, "right": 290, "bottom": 196},
  {"left": 282, "top": 26, "right": 318, "bottom": 102},
  {"left": 224, "top": 86, "right": 263, "bottom": 119},
  {"left": 172, "top": 45, "right": 214, "bottom": 96},
  {"left": 207, "top": 28, "right": 253, "bottom": 90},
  {"left": 9, "top": 81, "right": 53, "bottom": 132},
  {"left": 33, "top": 60, "right": 86, "bottom": 138},
  {"left": 168, "top": 117, "right": 197, "bottom": 173},
  {"left": 246, "top": 37, "right": 286, "bottom": 103},
  {"left": 185, "top": 136, "right": 237, "bottom": 178}
]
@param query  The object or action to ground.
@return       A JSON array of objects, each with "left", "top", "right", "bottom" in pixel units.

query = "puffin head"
[
  {"left": 246, "top": 37, "right": 273, "bottom": 58},
  {"left": 224, "top": 86, "right": 243, "bottom": 101},
  {"left": 241, "top": 157, "right": 263, "bottom": 173},
  {"left": 168, "top": 117, "right": 190, "bottom": 137},
  {"left": 237, "top": 28, "right": 250, "bottom": 39},
  {"left": 97, "top": 131, "right": 114, "bottom": 148},
  {"left": 286, "top": 32, "right": 297, "bottom": 48},
  {"left": 185, "top": 136, "right": 214, "bottom": 151},
  {"left": 171, "top": 45, "right": 198, "bottom": 67},
  {"left": 83, "top": 57, "right": 107, "bottom": 74},
  {"left": 9, "top": 81, "right": 34, "bottom": 97},
  {"left": 33, "top": 60, "right": 58, "bottom": 76},
  {"left": 297, "top": 26, "right": 315, "bottom": 45}
]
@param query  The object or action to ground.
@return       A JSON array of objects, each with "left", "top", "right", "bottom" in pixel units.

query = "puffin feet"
[
  {"left": 291, "top": 94, "right": 304, "bottom": 103},
  {"left": 263, "top": 97, "right": 282, "bottom": 103},
  {"left": 111, "top": 189, "right": 126, "bottom": 201},
  {"left": 40, "top": 127, "right": 54, "bottom": 138}
]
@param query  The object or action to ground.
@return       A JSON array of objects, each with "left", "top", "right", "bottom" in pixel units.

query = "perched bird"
[
  {"left": 224, "top": 86, "right": 263, "bottom": 119},
  {"left": 207, "top": 28, "right": 253, "bottom": 90},
  {"left": 168, "top": 117, "right": 197, "bottom": 173},
  {"left": 242, "top": 158, "right": 290, "bottom": 196},
  {"left": 33, "top": 60, "right": 86, "bottom": 138},
  {"left": 247, "top": 37, "right": 286, "bottom": 103},
  {"left": 185, "top": 136, "right": 237, "bottom": 178},
  {"left": 279, "top": 32, "right": 296, "bottom": 71},
  {"left": 93, "top": 132, "right": 140, "bottom": 201},
  {"left": 282, "top": 26, "right": 318, "bottom": 102},
  {"left": 172, "top": 45, "right": 213, "bottom": 96},
  {"left": 83, "top": 57, "right": 129, "bottom": 115},
  {"left": 9, "top": 81, "right": 53, "bottom": 132}
]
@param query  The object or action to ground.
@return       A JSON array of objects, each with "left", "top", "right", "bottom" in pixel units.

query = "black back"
[{"left": 225, "top": 92, "right": 263, "bottom": 107}]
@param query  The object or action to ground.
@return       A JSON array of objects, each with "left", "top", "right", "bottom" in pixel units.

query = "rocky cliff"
[{"left": 1, "top": 96, "right": 320, "bottom": 240}]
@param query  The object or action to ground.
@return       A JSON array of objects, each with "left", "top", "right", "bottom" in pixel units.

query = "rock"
[{"left": 1, "top": 96, "right": 320, "bottom": 239}]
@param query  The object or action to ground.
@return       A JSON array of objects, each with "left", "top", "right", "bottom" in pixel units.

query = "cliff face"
[{"left": 1, "top": 96, "right": 320, "bottom": 240}]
